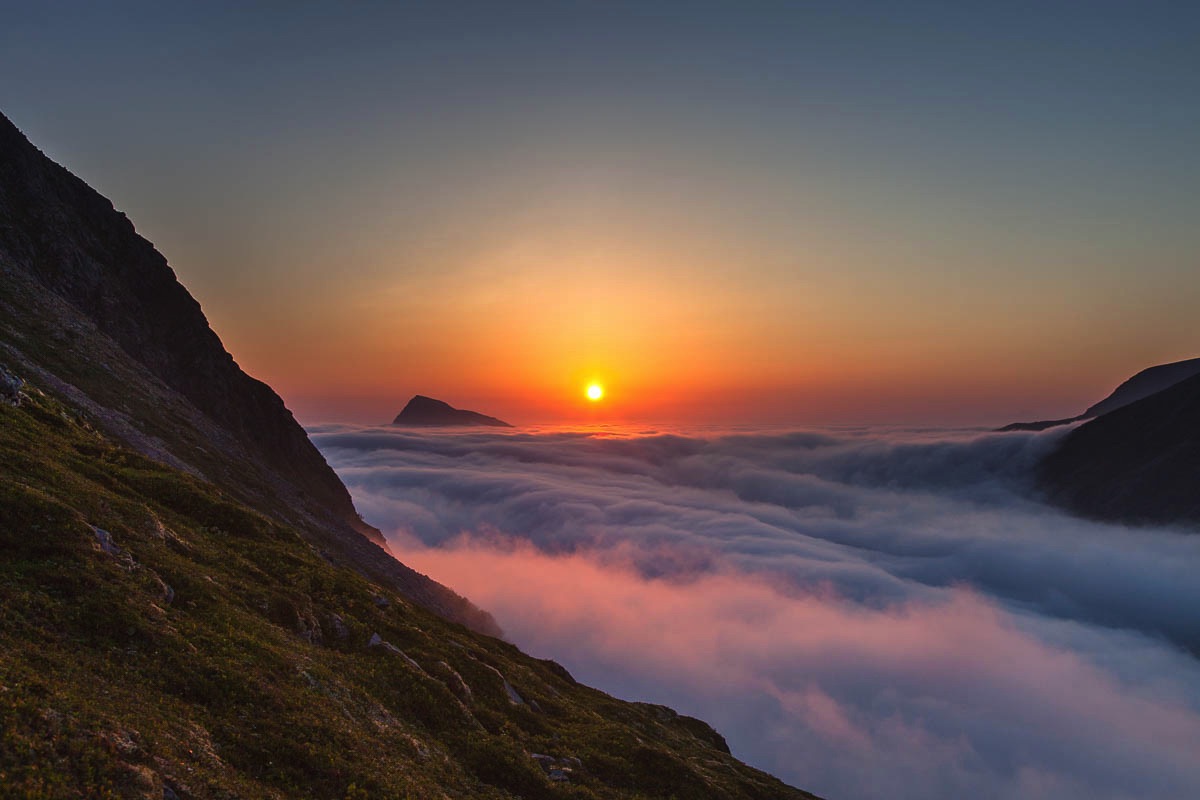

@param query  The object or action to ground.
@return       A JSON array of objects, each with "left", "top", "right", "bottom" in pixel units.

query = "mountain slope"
[
  {"left": 0, "top": 383, "right": 818, "bottom": 799},
  {"left": 0, "top": 112, "right": 819, "bottom": 799},
  {"left": 0, "top": 110, "right": 496, "bottom": 635},
  {"left": 393, "top": 395, "right": 512, "bottom": 427},
  {"left": 0, "top": 111, "right": 356, "bottom": 530},
  {"left": 1037, "top": 372, "right": 1200, "bottom": 526},
  {"left": 999, "top": 357, "right": 1200, "bottom": 432},
  {"left": 1081, "top": 357, "right": 1200, "bottom": 418}
]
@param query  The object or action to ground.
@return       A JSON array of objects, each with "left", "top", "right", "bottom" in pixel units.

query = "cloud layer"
[{"left": 313, "top": 424, "right": 1200, "bottom": 800}]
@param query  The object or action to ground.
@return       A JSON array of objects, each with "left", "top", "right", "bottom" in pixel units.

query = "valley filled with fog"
[{"left": 314, "top": 424, "right": 1200, "bottom": 800}]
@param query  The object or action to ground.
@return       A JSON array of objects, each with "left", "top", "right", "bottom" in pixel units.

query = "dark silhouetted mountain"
[
  {"left": 1082, "top": 357, "right": 1200, "bottom": 417},
  {"left": 999, "top": 357, "right": 1200, "bottom": 432},
  {"left": 0, "top": 110, "right": 820, "bottom": 799},
  {"left": 393, "top": 394, "right": 512, "bottom": 427},
  {"left": 0, "top": 110, "right": 496, "bottom": 633},
  {"left": 1037, "top": 372, "right": 1200, "bottom": 527},
  {"left": 998, "top": 416, "right": 1082, "bottom": 433}
]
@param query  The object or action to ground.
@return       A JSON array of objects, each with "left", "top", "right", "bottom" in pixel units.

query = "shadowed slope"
[
  {"left": 0, "top": 110, "right": 495, "bottom": 634},
  {"left": 0, "top": 111, "right": 359, "bottom": 531},
  {"left": 1038, "top": 372, "right": 1200, "bottom": 526}
]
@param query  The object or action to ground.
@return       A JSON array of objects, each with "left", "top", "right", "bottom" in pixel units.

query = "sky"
[
  {"left": 2, "top": 1, "right": 1199, "bottom": 424},
  {"left": 314, "top": 423, "right": 1200, "bottom": 800}
]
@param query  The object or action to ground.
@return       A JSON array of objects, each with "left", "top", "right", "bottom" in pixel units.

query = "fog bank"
[{"left": 314, "top": 424, "right": 1200, "bottom": 800}]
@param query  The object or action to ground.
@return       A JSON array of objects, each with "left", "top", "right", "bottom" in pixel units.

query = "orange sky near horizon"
[
  {"left": 213, "top": 218, "right": 1197, "bottom": 427},
  {"left": 9, "top": 5, "right": 1197, "bottom": 428}
]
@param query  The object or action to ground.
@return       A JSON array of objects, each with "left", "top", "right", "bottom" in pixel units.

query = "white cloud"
[{"left": 313, "top": 424, "right": 1200, "bottom": 800}]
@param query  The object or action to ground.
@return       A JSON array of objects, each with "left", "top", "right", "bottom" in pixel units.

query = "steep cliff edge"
[
  {"left": 0, "top": 112, "right": 359, "bottom": 533},
  {"left": 0, "top": 110, "right": 496, "bottom": 634}
]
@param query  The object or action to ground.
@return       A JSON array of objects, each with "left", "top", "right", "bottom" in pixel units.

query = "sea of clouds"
[{"left": 311, "top": 423, "right": 1200, "bottom": 800}]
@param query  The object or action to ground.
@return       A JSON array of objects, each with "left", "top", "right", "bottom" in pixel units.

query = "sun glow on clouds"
[
  {"left": 313, "top": 424, "right": 1200, "bottom": 800},
  {"left": 388, "top": 541, "right": 1200, "bottom": 799}
]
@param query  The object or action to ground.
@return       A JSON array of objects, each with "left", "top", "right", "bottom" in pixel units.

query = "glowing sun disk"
[{"left": 586, "top": 383, "right": 604, "bottom": 401}]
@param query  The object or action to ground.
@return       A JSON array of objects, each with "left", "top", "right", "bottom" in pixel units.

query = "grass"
[{"left": 0, "top": 383, "right": 819, "bottom": 800}]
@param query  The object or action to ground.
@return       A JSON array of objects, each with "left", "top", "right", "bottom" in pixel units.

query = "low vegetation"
[{"left": 0, "top": 382, "right": 817, "bottom": 799}]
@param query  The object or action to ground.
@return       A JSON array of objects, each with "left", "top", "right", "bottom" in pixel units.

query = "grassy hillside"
[
  {"left": 0, "top": 264, "right": 497, "bottom": 637},
  {"left": 0, "top": 377, "right": 819, "bottom": 800}
]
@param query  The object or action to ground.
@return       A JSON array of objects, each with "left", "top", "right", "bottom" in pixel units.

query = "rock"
[
  {"left": 145, "top": 570, "right": 175, "bottom": 605},
  {"left": 435, "top": 661, "right": 473, "bottom": 702},
  {"left": 367, "top": 633, "right": 423, "bottom": 670},
  {"left": 263, "top": 593, "right": 322, "bottom": 644},
  {"left": 530, "top": 753, "right": 580, "bottom": 781},
  {"left": 537, "top": 658, "right": 576, "bottom": 685},
  {"left": 391, "top": 395, "right": 512, "bottom": 427},
  {"left": 91, "top": 526, "right": 122, "bottom": 556},
  {"left": 489, "top": 666, "right": 525, "bottom": 705},
  {"left": 502, "top": 679, "right": 524, "bottom": 705},
  {"left": 0, "top": 365, "right": 23, "bottom": 405},
  {"left": 326, "top": 613, "right": 350, "bottom": 640},
  {"left": 397, "top": 650, "right": 423, "bottom": 671},
  {"left": 372, "top": 594, "right": 391, "bottom": 609},
  {"left": 296, "top": 608, "right": 324, "bottom": 645}
]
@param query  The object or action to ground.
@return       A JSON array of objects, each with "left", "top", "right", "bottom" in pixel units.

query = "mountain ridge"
[
  {"left": 999, "top": 356, "right": 1200, "bottom": 432},
  {"left": 1082, "top": 357, "right": 1200, "bottom": 418},
  {"left": 0, "top": 109, "right": 496, "bottom": 633}
]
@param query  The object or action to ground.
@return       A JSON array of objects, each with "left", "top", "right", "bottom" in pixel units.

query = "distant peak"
[
  {"left": 393, "top": 395, "right": 511, "bottom": 427},
  {"left": 406, "top": 395, "right": 455, "bottom": 411}
]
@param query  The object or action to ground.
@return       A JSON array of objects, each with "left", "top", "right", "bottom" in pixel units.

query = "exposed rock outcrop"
[{"left": 0, "top": 363, "right": 22, "bottom": 404}]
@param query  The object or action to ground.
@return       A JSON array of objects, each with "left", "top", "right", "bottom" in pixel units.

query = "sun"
[{"left": 585, "top": 382, "right": 604, "bottom": 402}]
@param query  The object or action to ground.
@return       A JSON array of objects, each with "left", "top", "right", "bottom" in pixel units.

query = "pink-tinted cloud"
[
  {"left": 314, "top": 424, "right": 1200, "bottom": 799},
  {"left": 390, "top": 537, "right": 1200, "bottom": 800}
]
